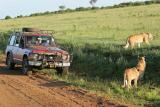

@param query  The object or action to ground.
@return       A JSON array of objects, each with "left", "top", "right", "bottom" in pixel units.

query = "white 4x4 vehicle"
[{"left": 5, "top": 28, "right": 72, "bottom": 75}]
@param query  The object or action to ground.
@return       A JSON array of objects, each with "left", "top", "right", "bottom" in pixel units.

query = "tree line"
[{"left": 4, "top": 0, "right": 160, "bottom": 20}]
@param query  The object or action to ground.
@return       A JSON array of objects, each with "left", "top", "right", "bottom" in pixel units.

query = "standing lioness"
[
  {"left": 124, "top": 33, "right": 153, "bottom": 49},
  {"left": 122, "top": 57, "right": 146, "bottom": 88}
]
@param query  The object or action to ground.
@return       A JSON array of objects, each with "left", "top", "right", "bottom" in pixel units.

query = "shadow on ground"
[
  {"left": 0, "top": 60, "right": 71, "bottom": 88},
  {"left": 0, "top": 61, "right": 22, "bottom": 75}
]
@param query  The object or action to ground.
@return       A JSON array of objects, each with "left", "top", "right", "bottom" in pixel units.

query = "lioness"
[
  {"left": 122, "top": 57, "right": 146, "bottom": 88},
  {"left": 124, "top": 33, "right": 153, "bottom": 49}
]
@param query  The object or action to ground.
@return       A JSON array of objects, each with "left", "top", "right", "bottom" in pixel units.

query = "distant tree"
[
  {"left": 89, "top": 0, "right": 98, "bottom": 7},
  {"left": 16, "top": 15, "right": 23, "bottom": 18},
  {"left": 44, "top": 11, "right": 50, "bottom": 15},
  {"left": 5, "top": 15, "right": 12, "bottom": 20},
  {"left": 59, "top": 5, "right": 66, "bottom": 10},
  {"left": 75, "top": 7, "right": 85, "bottom": 11}
]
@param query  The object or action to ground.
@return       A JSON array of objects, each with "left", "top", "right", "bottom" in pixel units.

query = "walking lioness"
[
  {"left": 122, "top": 57, "right": 146, "bottom": 88},
  {"left": 124, "top": 33, "right": 153, "bottom": 49}
]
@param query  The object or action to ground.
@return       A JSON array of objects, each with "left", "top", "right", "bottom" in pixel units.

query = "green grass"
[{"left": 0, "top": 4, "right": 160, "bottom": 107}]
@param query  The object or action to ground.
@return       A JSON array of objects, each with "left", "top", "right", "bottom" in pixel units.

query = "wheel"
[
  {"left": 37, "top": 65, "right": 43, "bottom": 70},
  {"left": 56, "top": 67, "right": 62, "bottom": 75},
  {"left": 56, "top": 67, "right": 69, "bottom": 76},
  {"left": 6, "top": 54, "right": 15, "bottom": 70},
  {"left": 22, "top": 57, "right": 32, "bottom": 76}
]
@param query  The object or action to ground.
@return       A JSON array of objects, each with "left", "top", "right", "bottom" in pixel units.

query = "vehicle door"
[
  {"left": 13, "top": 34, "right": 22, "bottom": 62},
  {"left": 17, "top": 36, "right": 26, "bottom": 61},
  {"left": 14, "top": 35, "right": 27, "bottom": 62}
]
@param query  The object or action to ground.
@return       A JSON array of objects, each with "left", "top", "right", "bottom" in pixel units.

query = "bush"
[
  {"left": 75, "top": 7, "right": 86, "bottom": 11},
  {"left": 59, "top": 41, "right": 160, "bottom": 85},
  {"left": 0, "top": 32, "right": 10, "bottom": 52},
  {"left": 64, "top": 8, "right": 74, "bottom": 13},
  {"left": 16, "top": 15, "right": 23, "bottom": 18},
  {"left": 59, "top": 5, "right": 66, "bottom": 10},
  {"left": 5, "top": 16, "right": 12, "bottom": 20}
]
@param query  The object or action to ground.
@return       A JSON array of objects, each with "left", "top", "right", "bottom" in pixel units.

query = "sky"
[{"left": 0, "top": 0, "right": 145, "bottom": 19}]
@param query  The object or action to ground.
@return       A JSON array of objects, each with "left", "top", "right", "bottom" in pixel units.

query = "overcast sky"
[{"left": 0, "top": 0, "right": 145, "bottom": 19}]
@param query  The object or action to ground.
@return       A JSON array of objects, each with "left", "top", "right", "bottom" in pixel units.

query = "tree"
[
  {"left": 59, "top": 5, "right": 66, "bottom": 10},
  {"left": 16, "top": 15, "right": 23, "bottom": 18},
  {"left": 5, "top": 15, "right": 12, "bottom": 20},
  {"left": 89, "top": 0, "right": 98, "bottom": 7}
]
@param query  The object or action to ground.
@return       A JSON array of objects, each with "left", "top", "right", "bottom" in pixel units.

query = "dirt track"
[{"left": 0, "top": 60, "right": 127, "bottom": 107}]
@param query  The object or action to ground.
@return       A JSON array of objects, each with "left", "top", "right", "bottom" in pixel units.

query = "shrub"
[
  {"left": 16, "top": 15, "right": 23, "bottom": 18},
  {"left": 59, "top": 5, "right": 66, "bottom": 10},
  {"left": 5, "top": 16, "right": 12, "bottom": 20},
  {"left": 0, "top": 32, "right": 10, "bottom": 52}
]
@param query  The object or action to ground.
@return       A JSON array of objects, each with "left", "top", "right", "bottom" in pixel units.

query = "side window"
[
  {"left": 14, "top": 36, "right": 21, "bottom": 47},
  {"left": 9, "top": 36, "right": 16, "bottom": 46}
]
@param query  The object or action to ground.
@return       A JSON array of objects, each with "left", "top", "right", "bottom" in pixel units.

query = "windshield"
[{"left": 25, "top": 35, "right": 55, "bottom": 46}]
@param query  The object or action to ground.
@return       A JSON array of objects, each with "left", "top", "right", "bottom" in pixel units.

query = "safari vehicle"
[{"left": 5, "top": 28, "right": 72, "bottom": 75}]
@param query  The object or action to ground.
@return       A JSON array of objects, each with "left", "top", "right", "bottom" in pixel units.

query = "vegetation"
[
  {"left": 3, "top": 0, "right": 160, "bottom": 19},
  {"left": 59, "top": 5, "right": 66, "bottom": 10},
  {"left": 5, "top": 16, "right": 12, "bottom": 20},
  {"left": 0, "top": 31, "right": 10, "bottom": 51},
  {"left": 89, "top": 0, "right": 98, "bottom": 7},
  {"left": 16, "top": 15, "right": 23, "bottom": 18},
  {"left": 0, "top": 4, "right": 160, "bottom": 107}
]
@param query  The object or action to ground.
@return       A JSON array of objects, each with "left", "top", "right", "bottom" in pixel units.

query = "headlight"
[
  {"left": 49, "top": 56, "right": 53, "bottom": 60},
  {"left": 29, "top": 53, "right": 38, "bottom": 60}
]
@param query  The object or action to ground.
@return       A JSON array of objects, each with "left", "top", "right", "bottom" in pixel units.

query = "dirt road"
[{"left": 0, "top": 61, "right": 127, "bottom": 107}]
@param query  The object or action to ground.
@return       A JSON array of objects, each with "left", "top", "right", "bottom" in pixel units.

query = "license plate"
[
  {"left": 49, "top": 62, "right": 55, "bottom": 67},
  {"left": 55, "top": 62, "right": 70, "bottom": 67},
  {"left": 63, "top": 62, "right": 70, "bottom": 66}
]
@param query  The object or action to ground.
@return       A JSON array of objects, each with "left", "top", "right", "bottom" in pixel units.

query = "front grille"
[
  {"left": 44, "top": 55, "right": 55, "bottom": 61},
  {"left": 43, "top": 55, "right": 63, "bottom": 62},
  {"left": 37, "top": 54, "right": 69, "bottom": 62}
]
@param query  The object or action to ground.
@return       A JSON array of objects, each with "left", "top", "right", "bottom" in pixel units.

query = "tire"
[
  {"left": 22, "top": 57, "right": 32, "bottom": 76},
  {"left": 6, "top": 54, "right": 15, "bottom": 70},
  {"left": 56, "top": 67, "right": 69, "bottom": 76},
  {"left": 37, "top": 65, "right": 43, "bottom": 70}
]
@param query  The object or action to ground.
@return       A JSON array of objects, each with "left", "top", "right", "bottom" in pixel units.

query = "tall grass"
[{"left": 0, "top": 4, "right": 160, "bottom": 106}]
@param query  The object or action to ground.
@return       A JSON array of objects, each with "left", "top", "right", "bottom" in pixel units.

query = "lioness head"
[
  {"left": 138, "top": 56, "right": 145, "bottom": 62},
  {"left": 148, "top": 33, "right": 153, "bottom": 40}
]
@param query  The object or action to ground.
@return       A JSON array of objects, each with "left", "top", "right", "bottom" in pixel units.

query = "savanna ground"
[{"left": 0, "top": 4, "right": 160, "bottom": 107}]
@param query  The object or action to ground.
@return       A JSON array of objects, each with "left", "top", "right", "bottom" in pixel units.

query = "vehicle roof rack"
[{"left": 12, "top": 28, "right": 55, "bottom": 35}]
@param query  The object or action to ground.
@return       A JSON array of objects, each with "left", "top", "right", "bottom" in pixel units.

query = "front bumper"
[
  {"left": 29, "top": 61, "right": 70, "bottom": 67},
  {"left": 55, "top": 62, "right": 70, "bottom": 67},
  {"left": 29, "top": 61, "right": 42, "bottom": 66}
]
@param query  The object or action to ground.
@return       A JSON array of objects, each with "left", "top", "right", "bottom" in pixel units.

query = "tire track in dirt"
[
  {"left": 0, "top": 58, "right": 128, "bottom": 107},
  {"left": 0, "top": 78, "right": 44, "bottom": 107}
]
